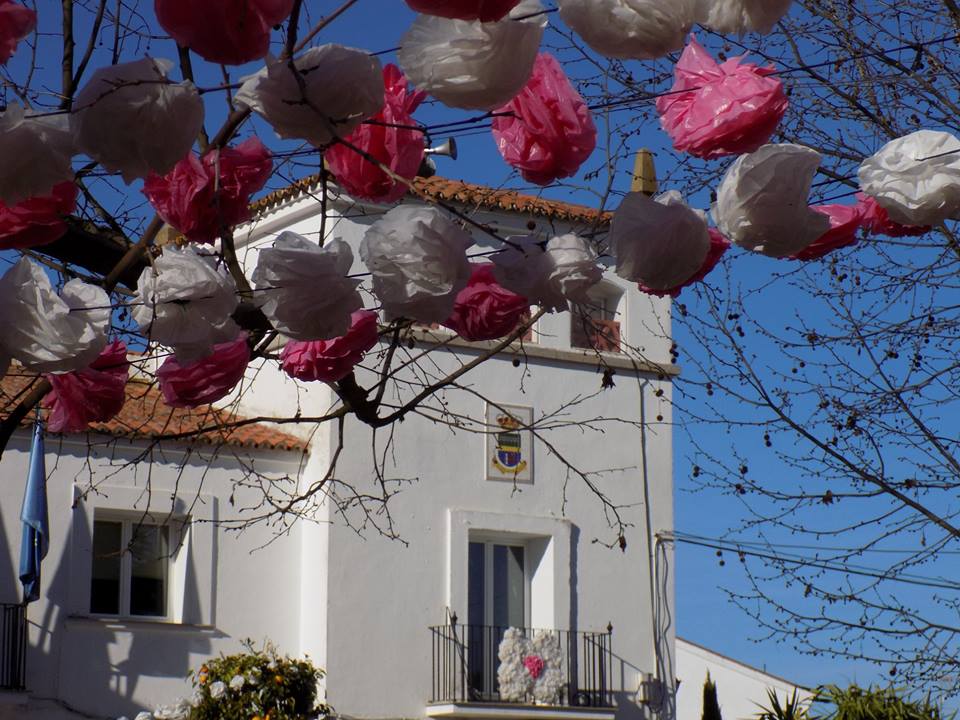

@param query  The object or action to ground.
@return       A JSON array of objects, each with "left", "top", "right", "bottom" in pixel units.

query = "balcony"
[
  {"left": 429, "top": 624, "right": 615, "bottom": 720},
  {"left": 1, "top": 604, "right": 26, "bottom": 690}
]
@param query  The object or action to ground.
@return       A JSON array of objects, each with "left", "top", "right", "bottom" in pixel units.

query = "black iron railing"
[
  {"left": 430, "top": 623, "right": 613, "bottom": 708},
  {"left": 0, "top": 603, "right": 26, "bottom": 690}
]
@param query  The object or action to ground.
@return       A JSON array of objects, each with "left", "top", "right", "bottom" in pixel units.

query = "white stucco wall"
[
  {"left": 0, "top": 429, "right": 307, "bottom": 720},
  {"left": 233, "top": 186, "right": 678, "bottom": 720},
  {"left": 675, "top": 639, "right": 810, "bottom": 720}
]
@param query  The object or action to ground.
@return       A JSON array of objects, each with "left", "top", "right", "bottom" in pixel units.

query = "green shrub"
[
  {"left": 754, "top": 688, "right": 810, "bottom": 720},
  {"left": 812, "top": 684, "right": 950, "bottom": 720},
  {"left": 702, "top": 672, "right": 723, "bottom": 720},
  {"left": 186, "top": 642, "right": 328, "bottom": 720}
]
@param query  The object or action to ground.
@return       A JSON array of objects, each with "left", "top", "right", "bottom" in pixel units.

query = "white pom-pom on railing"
[
  {"left": 609, "top": 190, "right": 710, "bottom": 291},
  {"left": 71, "top": 58, "right": 205, "bottom": 183},
  {"left": 557, "top": 0, "right": 700, "bottom": 60},
  {"left": 0, "top": 257, "right": 109, "bottom": 374},
  {"left": 360, "top": 205, "right": 472, "bottom": 323},
  {"left": 235, "top": 45, "right": 384, "bottom": 147},
  {"left": 132, "top": 246, "right": 240, "bottom": 364},
  {"left": 0, "top": 104, "right": 75, "bottom": 206},
  {"left": 398, "top": 0, "right": 546, "bottom": 111},
  {"left": 252, "top": 231, "right": 363, "bottom": 341},
  {"left": 857, "top": 129, "right": 960, "bottom": 227},
  {"left": 713, "top": 143, "right": 831, "bottom": 258},
  {"left": 698, "top": 0, "right": 793, "bottom": 35}
]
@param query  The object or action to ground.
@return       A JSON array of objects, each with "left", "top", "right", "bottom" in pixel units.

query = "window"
[
  {"left": 571, "top": 286, "right": 622, "bottom": 353},
  {"left": 467, "top": 540, "right": 528, "bottom": 700},
  {"left": 90, "top": 518, "right": 172, "bottom": 618}
]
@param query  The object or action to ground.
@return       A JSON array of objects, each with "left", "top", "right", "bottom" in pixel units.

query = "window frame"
[
  {"left": 87, "top": 511, "right": 183, "bottom": 622},
  {"left": 570, "top": 282, "right": 625, "bottom": 354}
]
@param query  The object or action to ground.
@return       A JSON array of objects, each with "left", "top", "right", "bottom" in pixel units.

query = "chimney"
[{"left": 631, "top": 148, "right": 658, "bottom": 197}]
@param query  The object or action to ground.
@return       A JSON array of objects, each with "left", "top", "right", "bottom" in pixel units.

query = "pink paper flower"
[
  {"left": 0, "top": 182, "right": 77, "bottom": 250},
  {"left": 791, "top": 203, "right": 865, "bottom": 261},
  {"left": 281, "top": 310, "right": 379, "bottom": 383},
  {"left": 0, "top": 0, "right": 36, "bottom": 64},
  {"left": 143, "top": 138, "right": 272, "bottom": 244},
  {"left": 656, "top": 36, "right": 788, "bottom": 159},
  {"left": 855, "top": 193, "right": 931, "bottom": 238},
  {"left": 158, "top": 334, "right": 250, "bottom": 408},
  {"left": 640, "top": 229, "right": 730, "bottom": 298},
  {"left": 492, "top": 53, "right": 597, "bottom": 186},
  {"left": 327, "top": 65, "right": 426, "bottom": 204},
  {"left": 43, "top": 341, "right": 129, "bottom": 434},
  {"left": 154, "top": 0, "right": 295, "bottom": 65},
  {"left": 443, "top": 264, "right": 529, "bottom": 341},
  {"left": 523, "top": 655, "right": 545, "bottom": 680},
  {"left": 405, "top": 0, "right": 521, "bottom": 21}
]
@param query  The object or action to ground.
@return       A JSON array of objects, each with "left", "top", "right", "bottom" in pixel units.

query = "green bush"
[
  {"left": 812, "top": 685, "right": 950, "bottom": 720},
  {"left": 186, "top": 643, "right": 328, "bottom": 720},
  {"left": 702, "top": 672, "right": 723, "bottom": 720}
]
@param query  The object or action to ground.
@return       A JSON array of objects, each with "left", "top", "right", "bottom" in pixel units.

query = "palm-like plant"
[{"left": 755, "top": 688, "right": 811, "bottom": 720}]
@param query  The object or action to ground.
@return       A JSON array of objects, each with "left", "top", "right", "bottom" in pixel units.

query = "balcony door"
[{"left": 467, "top": 541, "right": 527, "bottom": 700}]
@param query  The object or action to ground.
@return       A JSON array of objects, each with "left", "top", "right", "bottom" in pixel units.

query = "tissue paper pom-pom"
[
  {"left": 132, "top": 246, "right": 239, "bottom": 364},
  {"left": 236, "top": 45, "right": 383, "bottom": 147},
  {"left": 398, "top": 0, "right": 546, "bottom": 111},
  {"left": 854, "top": 193, "right": 930, "bottom": 238},
  {"left": 698, "top": 0, "right": 793, "bottom": 34},
  {"left": 609, "top": 190, "right": 710, "bottom": 291},
  {"left": 361, "top": 205, "right": 472, "bottom": 322},
  {"left": 281, "top": 310, "right": 379, "bottom": 383},
  {"left": 790, "top": 204, "right": 865, "bottom": 261},
  {"left": 326, "top": 65, "right": 427, "bottom": 203},
  {"left": 0, "top": 105, "right": 75, "bottom": 206},
  {"left": 545, "top": 234, "right": 602, "bottom": 303},
  {"left": 44, "top": 341, "right": 128, "bottom": 433},
  {"left": 154, "top": 0, "right": 294, "bottom": 65},
  {"left": 492, "top": 53, "right": 596, "bottom": 185},
  {"left": 490, "top": 236, "right": 567, "bottom": 312},
  {"left": 656, "top": 37, "right": 787, "bottom": 159},
  {"left": 857, "top": 130, "right": 960, "bottom": 227},
  {"left": 143, "top": 138, "right": 273, "bottom": 244},
  {"left": 251, "top": 232, "right": 363, "bottom": 341},
  {"left": 72, "top": 58, "right": 204, "bottom": 183},
  {"left": 557, "top": 0, "right": 699, "bottom": 60},
  {"left": 405, "top": 0, "right": 521, "bottom": 21},
  {"left": 0, "top": 257, "right": 110, "bottom": 374},
  {"left": 640, "top": 229, "right": 730, "bottom": 298},
  {"left": 0, "top": 0, "right": 35, "bottom": 64},
  {"left": 0, "top": 182, "right": 78, "bottom": 250},
  {"left": 443, "top": 264, "right": 529, "bottom": 341},
  {"left": 158, "top": 334, "right": 250, "bottom": 408},
  {"left": 714, "top": 143, "right": 831, "bottom": 258}
]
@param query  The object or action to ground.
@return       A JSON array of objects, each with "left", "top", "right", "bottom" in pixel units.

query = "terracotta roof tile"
[
  {"left": 251, "top": 175, "right": 612, "bottom": 226},
  {"left": 1, "top": 372, "right": 307, "bottom": 454}
]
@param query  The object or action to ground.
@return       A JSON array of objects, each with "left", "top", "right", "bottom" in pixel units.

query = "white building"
[
  {"left": 675, "top": 638, "right": 811, "bottom": 720},
  {"left": 0, "top": 177, "right": 680, "bottom": 720}
]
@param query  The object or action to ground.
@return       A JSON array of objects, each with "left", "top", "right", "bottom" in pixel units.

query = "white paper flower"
[
  {"left": 398, "top": 0, "right": 546, "bottom": 110},
  {"left": 697, "top": 0, "right": 793, "bottom": 34},
  {"left": 134, "top": 712, "right": 154, "bottom": 720},
  {"left": 71, "top": 58, "right": 204, "bottom": 183},
  {"left": 229, "top": 674, "right": 245, "bottom": 690},
  {"left": 251, "top": 232, "right": 362, "bottom": 341},
  {"left": 544, "top": 234, "right": 602, "bottom": 304},
  {"left": 208, "top": 681, "right": 226, "bottom": 699},
  {"left": 496, "top": 628, "right": 565, "bottom": 704},
  {"left": 152, "top": 699, "right": 191, "bottom": 720},
  {"left": 0, "top": 104, "right": 75, "bottom": 205},
  {"left": 713, "top": 143, "right": 831, "bottom": 258},
  {"left": 609, "top": 190, "right": 710, "bottom": 290},
  {"left": 236, "top": 45, "right": 383, "bottom": 146},
  {"left": 857, "top": 130, "right": 960, "bottom": 227},
  {"left": 491, "top": 236, "right": 567, "bottom": 312},
  {"left": 360, "top": 205, "right": 472, "bottom": 322},
  {"left": 133, "top": 246, "right": 240, "bottom": 364},
  {"left": 557, "top": 0, "right": 699, "bottom": 60},
  {"left": 0, "top": 257, "right": 110, "bottom": 374}
]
